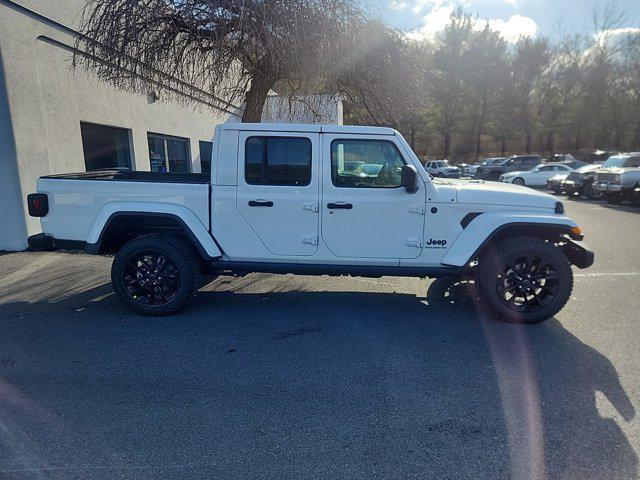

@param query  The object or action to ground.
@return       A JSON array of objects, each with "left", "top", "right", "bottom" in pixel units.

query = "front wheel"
[
  {"left": 476, "top": 236, "right": 573, "bottom": 324},
  {"left": 111, "top": 235, "right": 201, "bottom": 316},
  {"left": 512, "top": 177, "right": 525, "bottom": 186}
]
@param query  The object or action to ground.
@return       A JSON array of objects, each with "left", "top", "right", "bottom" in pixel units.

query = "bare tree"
[{"left": 75, "top": 0, "right": 360, "bottom": 122}]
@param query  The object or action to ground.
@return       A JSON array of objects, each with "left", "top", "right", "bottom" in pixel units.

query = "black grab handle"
[
  {"left": 248, "top": 200, "right": 274, "bottom": 207},
  {"left": 327, "top": 202, "right": 353, "bottom": 210}
]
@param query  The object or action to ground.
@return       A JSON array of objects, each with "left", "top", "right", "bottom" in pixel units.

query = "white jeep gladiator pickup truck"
[{"left": 27, "top": 123, "right": 594, "bottom": 323}]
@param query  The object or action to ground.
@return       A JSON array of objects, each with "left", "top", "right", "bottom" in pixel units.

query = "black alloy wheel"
[
  {"left": 111, "top": 235, "right": 201, "bottom": 316},
  {"left": 495, "top": 254, "right": 559, "bottom": 314},
  {"left": 123, "top": 251, "right": 181, "bottom": 306}
]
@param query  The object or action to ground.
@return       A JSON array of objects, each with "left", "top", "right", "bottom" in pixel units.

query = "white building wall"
[
  {"left": 0, "top": 0, "right": 343, "bottom": 252},
  {"left": 0, "top": 0, "right": 241, "bottom": 251}
]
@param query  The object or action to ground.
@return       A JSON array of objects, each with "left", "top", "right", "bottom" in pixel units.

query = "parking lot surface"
[{"left": 0, "top": 198, "right": 639, "bottom": 480}]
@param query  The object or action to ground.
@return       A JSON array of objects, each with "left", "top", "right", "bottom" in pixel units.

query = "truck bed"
[{"left": 37, "top": 170, "right": 211, "bottom": 244}]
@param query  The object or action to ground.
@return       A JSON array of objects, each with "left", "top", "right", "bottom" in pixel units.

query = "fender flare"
[
  {"left": 84, "top": 202, "right": 222, "bottom": 259},
  {"left": 441, "top": 212, "right": 578, "bottom": 267}
]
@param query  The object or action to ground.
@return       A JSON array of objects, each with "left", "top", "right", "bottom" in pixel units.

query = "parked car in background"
[
  {"left": 424, "top": 160, "right": 461, "bottom": 178},
  {"left": 561, "top": 160, "right": 588, "bottom": 169},
  {"left": 594, "top": 153, "right": 640, "bottom": 205},
  {"left": 546, "top": 173, "right": 569, "bottom": 194},
  {"left": 499, "top": 163, "right": 575, "bottom": 186},
  {"left": 476, "top": 155, "right": 542, "bottom": 181},
  {"left": 548, "top": 154, "right": 577, "bottom": 163},
  {"left": 564, "top": 164, "right": 603, "bottom": 199},
  {"left": 466, "top": 164, "right": 479, "bottom": 175},
  {"left": 457, "top": 163, "right": 473, "bottom": 177},
  {"left": 582, "top": 150, "right": 619, "bottom": 164}
]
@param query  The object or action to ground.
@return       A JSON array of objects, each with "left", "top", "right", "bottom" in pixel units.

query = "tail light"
[{"left": 27, "top": 193, "right": 49, "bottom": 217}]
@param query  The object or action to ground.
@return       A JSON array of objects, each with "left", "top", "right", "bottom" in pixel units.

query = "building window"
[
  {"left": 199, "top": 141, "right": 213, "bottom": 174},
  {"left": 245, "top": 136, "right": 312, "bottom": 186},
  {"left": 80, "top": 123, "right": 132, "bottom": 171},
  {"left": 331, "top": 139, "right": 405, "bottom": 188},
  {"left": 147, "top": 133, "right": 191, "bottom": 173}
]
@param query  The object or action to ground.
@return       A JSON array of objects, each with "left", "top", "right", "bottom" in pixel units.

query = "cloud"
[
  {"left": 406, "top": 3, "right": 538, "bottom": 43},
  {"left": 503, "top": 0, "right": 517, "bottom": 5},
  {"left": 594, "top": 27, "right": 640, "bottom": 45}
]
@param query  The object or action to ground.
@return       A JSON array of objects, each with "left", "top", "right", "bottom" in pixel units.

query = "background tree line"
[
  {"left": 342, "top": 9, "right": 640, "bottom": 160},
  {"left": 77, "top": 1, "right": 640, "bottom": 160}
]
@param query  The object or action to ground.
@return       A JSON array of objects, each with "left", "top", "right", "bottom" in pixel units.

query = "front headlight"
[{"left": 614, "top": 173, "right": 622, "bottom": 182}]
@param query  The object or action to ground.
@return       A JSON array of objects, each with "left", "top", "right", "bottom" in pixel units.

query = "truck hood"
[{"left": 437, "top": 178, "right": 558, "bottom": 209}]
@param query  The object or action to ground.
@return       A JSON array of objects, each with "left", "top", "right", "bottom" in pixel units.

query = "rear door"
[
  {"left": 236, "top": 132, "right": 320, "bottom": 256},
  {"left": 320, "top": 134, "right": 425, "bottom": 259}
]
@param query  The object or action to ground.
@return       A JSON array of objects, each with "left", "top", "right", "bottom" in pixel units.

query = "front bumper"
[
  {"left": 595, "top": 182, "right": 624, "bottom": 192},
  {"left": 560, "top": 239, "right": 595, "bottom": 269}
]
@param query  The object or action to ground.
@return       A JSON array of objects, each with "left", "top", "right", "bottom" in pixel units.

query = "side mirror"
[{"left": 401, "top": 165, "right": 418, "bottom": 194}]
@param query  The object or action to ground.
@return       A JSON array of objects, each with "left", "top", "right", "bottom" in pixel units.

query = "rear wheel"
[
  {"left": 476, "top": 236, "right": 573, "bottom": 324},
  {"left": 512, "top": 177, "right": 525, "bottom": 186},
  {"left": 111, "top": 235, "right": 201, "bottom": 316}
]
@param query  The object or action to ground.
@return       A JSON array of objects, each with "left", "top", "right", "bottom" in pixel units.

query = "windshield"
[
  {"left": 602, "top": 155, "right": 628, "bottom": 168},
  {"left": 602, "top": 155, "right": 629, "bottom": 168},
  {"left": 436, "top": 161, "right": 449, "bottom": 167}
]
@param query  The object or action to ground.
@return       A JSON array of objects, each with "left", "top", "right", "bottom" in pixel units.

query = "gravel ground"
[{"left": 0, "top": 197, "right": 638, "bottom": 480}]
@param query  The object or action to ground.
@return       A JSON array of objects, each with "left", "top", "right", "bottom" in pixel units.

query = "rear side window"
[{"left": 245, "top": 137, "right": 312, "bottom": 186}]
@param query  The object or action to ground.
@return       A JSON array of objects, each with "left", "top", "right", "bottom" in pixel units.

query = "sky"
[{"left": 367, "top": 0, "right": 640, "bottom": 43}]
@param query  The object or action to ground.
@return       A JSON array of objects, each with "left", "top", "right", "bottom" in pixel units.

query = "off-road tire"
[
  {"left": 111, "top": 235, "right": 201, "bottom": 316},
  {"left": 476, "top": 236, "right": 573, "bottom": 324}
]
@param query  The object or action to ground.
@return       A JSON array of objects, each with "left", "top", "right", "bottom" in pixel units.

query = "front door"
[
  {"left": 236, "top": 132, "right": 320, "bottom": 256},
  {"left": 321, "top": 135, "right": 425, "bottom": 259}
]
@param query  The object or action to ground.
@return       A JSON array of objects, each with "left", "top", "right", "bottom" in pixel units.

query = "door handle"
[
  {"left": 248, "top": 200, "right": 273, "bottom": 207},
  {"left": 327, "top": 202, "right": 353, "bottom": 210}
]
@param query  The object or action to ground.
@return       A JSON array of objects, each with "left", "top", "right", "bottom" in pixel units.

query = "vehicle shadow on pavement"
[{"left": 0, "top": 276, "right": 636, "bottom": 480}]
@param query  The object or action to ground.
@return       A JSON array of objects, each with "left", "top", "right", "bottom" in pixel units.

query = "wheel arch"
[
  {"left": 85, "top": 207, "right": 222, "bottom": 260},
  {"left": 442, "top": 214, "right": 580, "bottom": 267}
]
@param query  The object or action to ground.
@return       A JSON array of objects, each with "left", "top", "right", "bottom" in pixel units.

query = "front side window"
[
  {"left": 245, "top": 137, "right": 312, "bottom": 186},
  {"left": 80, "top": 123, "right": 132, "bottom": 171},
  {"left": 331, "top": 139, "right": 405, "bottom": 188}
]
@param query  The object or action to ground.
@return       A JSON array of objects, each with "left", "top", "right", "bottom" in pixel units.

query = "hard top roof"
[{"left": 217, "top": 123, "right": 397, "bottom": 135}]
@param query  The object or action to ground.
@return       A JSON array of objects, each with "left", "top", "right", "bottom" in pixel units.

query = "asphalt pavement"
[{"left": 0, "top": 197, "right": 639, "bottom": 480}]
